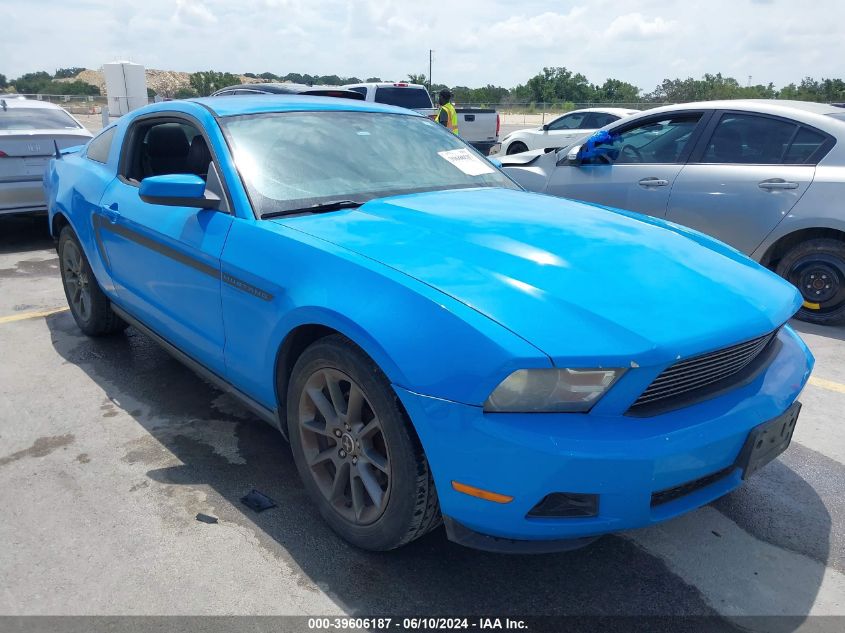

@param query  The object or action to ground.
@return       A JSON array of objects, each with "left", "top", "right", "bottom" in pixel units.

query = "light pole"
[{"left": 429, "top": 49, "right": 433, "bottom": 92}]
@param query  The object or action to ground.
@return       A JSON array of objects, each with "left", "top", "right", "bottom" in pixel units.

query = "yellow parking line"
[
  {"left": 0, "top": 306, "right": 69, "bottom": 324},
  {"left": 808, "top": 376, "right": 845, "bottom": 395}
]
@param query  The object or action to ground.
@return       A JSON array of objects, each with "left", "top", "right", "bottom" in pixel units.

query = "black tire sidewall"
[
  {"left": 58, "top": 226, "right": 124, "bottom": 335},
  {"left": 58, "top": 226, "right": 97, "bottom": 331},
  {"left": 506, "top": 141, "right": 528, "bottom": 155},
  {"left": 776, "top": 238, "right": 845, "bottom": 325},
  {"left": 286, "top": 336, "right": 423, "bottom": 551}
]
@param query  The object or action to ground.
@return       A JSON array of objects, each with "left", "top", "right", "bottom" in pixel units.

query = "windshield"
[
  {"left": 374, "top": 87, "right": 433, "bottom": 109},
  {"left": 828, "top": 112, "right": 845, "bottom": 122},
  {"left": 221, "top": 111, "right": 517, "bottom": 216},
  {"left": 0, "top": 107, "right": 82, "bottom": 131}
]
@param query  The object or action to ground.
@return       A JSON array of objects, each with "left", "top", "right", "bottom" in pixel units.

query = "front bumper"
[{"left": 396, "top": 326, "right": 813, "bottom": 549}]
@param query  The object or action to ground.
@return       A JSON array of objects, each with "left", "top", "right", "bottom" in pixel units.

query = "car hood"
[{"left": 273, "top": 188, "right": 800, "bottom": 366}]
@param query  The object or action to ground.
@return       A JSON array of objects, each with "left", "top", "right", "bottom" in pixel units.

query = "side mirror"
[
  {"left": 542, "top": 123, "right": 550, "bottom": 132},
  {"left": 139, "top": 174, "right": 221, "bottom": 209},
  {"left": 558, "top": 144, "right": 584, "bottom": 166}
]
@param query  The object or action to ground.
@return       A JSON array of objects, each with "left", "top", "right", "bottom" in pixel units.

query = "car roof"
[
  {"left": 552, "top": 107, "right": 639, "bottom": 116},
  {"left": 643, "top": 99, "right": 843, "bottom": 117},
  {"left": 190, "top": 94, "right": 420, "bottom": 117},
  {"left": 0, "top": 97, "right": 67, "bottom": 110},
  {"left": 342, "top": 82, "right": 428, "bottom": 89},
  {"left": 217, "top": 83, "right": 355, "bottom": 94}
]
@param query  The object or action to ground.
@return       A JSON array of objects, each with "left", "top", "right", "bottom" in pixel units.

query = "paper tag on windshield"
[{"left": 437, "top": 149, "right": 495, "bottom": 176}]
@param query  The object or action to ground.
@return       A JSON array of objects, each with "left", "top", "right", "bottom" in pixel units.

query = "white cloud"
[
  {"left": 606, "top": 13, "right": 676, "bottom": 40},
  {"left": 1, "top": 0, "right": 844, "bottom": 92},
  {"left": 174, "top": 0, "right": 218, "bottom": 25}
]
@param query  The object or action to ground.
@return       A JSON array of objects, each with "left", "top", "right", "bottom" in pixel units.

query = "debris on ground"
[
  {"left": 195, "top": 513, "right": 219, "bottom": 524},
  {"left": 240, "top": 490, "right": 277, "bottom": 513}
]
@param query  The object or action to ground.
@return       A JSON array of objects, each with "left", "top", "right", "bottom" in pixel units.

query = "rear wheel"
[
  {"left": 58, "top": 226, "right": 127, "bottom": 336},
  {"left": 287, "top": 335, "right": 440, "bottom": 550},
  {"left": 776, "top": 238, "right": 845, "bottom": 325},
  {"left": 506, "top": 141, "right": 529, "bottom": 155}
]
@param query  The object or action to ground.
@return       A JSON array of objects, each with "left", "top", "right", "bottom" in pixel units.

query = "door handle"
[
  {"left": 758, "top": 179, "right": 799, "bottom": 190},
  {"left": 102, "top": 202, "right": 120, "bottom": 223},
  {"left": 638, "top": 177, "right": 669, "bottom": 187}
]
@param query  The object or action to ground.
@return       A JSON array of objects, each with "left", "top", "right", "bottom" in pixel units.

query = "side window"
[
  {"left": 782, "top": 127, "right": 829, "bottom": 164},
  {"left": 701, "top": 114, "right": 797, "bottom": 164},
  {"left": 86, "top": 126, "right": 116, "bottom": 164},
  {"left": 548, "top": 112, "right": 588, "bottom": 131},
  {"left": 586, "top": 113, "right": 619, "bottom": 128},
  {"left": 215, "top": 90, "right": 234, "bottom": 96},
  {"left": 584, "top": 114, "right": 702, "bottom": 165},
  {"left": 348, "top": 86, "right": 368, "bottom": 97},
  {"left": 122, "top": 120, "right": 210, "bottom": 182}
]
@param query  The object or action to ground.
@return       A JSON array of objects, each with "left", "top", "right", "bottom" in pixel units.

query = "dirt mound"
[{"left": 62, "top": 68, "right": 270, "bottom": 98}]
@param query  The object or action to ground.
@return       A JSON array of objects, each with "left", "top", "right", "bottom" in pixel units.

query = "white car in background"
[
  {"left": 1, "top": 97, "right": 91, "bottom": 215},
  {"left": 499, "top": 107, "right": 639, "bottom": 155}
]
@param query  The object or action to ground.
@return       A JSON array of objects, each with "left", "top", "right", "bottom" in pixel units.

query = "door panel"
[
  {"left": 666, "top": 111, "right": 819, "bottom": 255},
  {"left": 544, "top": 111, "right": 708, "bottom": 218},
  {"left": 546, "top": 163, "right": 682, "bottom": 217},
  {"left": 99, "top": 177, "right": 232, "bottom": 374},
  {"left": 666, "top": 164, "right": 814, "bottom": 254}
]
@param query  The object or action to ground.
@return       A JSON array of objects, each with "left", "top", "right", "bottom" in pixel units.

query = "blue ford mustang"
[{"left": 44, "top": 96, "right": 813, "bottom": 553}]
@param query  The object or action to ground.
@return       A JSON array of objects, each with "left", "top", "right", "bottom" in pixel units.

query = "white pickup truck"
[{"left": 342, "top": 82, "right": 500, "bottom": 155}]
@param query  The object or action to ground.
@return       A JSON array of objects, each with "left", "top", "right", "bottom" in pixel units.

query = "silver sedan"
[
  {"left": 1, "top": 97, "right": 92, "bottom": 215},
  {"left": 501, "top": 99, "right": 845, "bottom": 325}
]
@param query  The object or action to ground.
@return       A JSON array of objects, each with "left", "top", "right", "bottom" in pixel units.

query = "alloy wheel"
[{"left": 297, "top": 368, "right": 391, "bottom": 525}]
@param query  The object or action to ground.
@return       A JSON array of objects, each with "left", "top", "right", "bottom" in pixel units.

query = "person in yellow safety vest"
[{"left": 436, "top": 89, "right": 459, "bottom": 135}]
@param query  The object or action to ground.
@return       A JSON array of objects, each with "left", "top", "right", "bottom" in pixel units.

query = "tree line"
[{"left": 2, "top": 66, "right": 844, "bottom": 105}]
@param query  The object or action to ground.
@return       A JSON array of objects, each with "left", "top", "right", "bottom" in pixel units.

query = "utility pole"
[{"left": 429, "top": 49, "right": 433, "bottom": 92}]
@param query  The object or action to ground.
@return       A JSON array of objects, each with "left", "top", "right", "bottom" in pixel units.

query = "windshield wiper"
[{"left": 261, "top": 199, "right": 365, "bottom": 219}]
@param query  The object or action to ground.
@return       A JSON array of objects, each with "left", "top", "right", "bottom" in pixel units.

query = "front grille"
[
  {"left": 630, "top": 329, "right": 779, "bottom": 413},
  {"left": 651, "top": 466, "right": 735, "bottom": 507}
]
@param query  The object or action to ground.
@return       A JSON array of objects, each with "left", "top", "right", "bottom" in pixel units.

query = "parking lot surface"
[{"left": 1, "top": 203, "right": 844, "bottom": 628}]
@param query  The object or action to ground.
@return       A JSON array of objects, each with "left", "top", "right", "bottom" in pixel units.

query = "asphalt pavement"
[{"left": 0, "top": 212, "right": 843, "bottom": 632}]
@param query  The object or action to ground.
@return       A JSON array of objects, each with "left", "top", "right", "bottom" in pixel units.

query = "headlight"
[{"left": 483, "top": 368, "right": 624, "bottom": 413}]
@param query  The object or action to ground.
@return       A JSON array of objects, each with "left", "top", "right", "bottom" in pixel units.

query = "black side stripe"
[
  {"left": 94, "top": 216, "right": 274, "bottom": 301},
  {"left": 104, "top": 219, "right": 218, "bottom": 277}
]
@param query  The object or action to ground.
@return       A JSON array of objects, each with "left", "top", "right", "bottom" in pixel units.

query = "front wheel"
[
  {"left": 58, "top": 226, "right": 127, "bottom": 336},
  {"left": 776, "top": 238, "right": 845, "bottom": 325},
  {"left": 286, "top": 335, "right": 440, "bottom": 550},
  {"left": 506, "top": 141, "right": 529, "bottom": 155}
]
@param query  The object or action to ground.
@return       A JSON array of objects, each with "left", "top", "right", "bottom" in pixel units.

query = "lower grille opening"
[
  {"left": 651, "top": 466, "right": 736, "bottom": 508},
  {"left": 527, "top": 492, "right": 599, "bottom": 518}
]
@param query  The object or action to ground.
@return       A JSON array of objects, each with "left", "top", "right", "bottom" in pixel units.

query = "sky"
[{"left": 1, "top": 0, "right": 843, "bottom": 92}]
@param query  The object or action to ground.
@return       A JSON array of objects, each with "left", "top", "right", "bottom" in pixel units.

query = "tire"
[
  {"left": 775, "top": 238, "right": 845, "bottom": 325},
  {"left": 506, "top": 141, "right": 529, "bottom": 155},
  {"left": 58, "top": 226, "right": 128, "bottom": 336},
  {"left": 286, "top": 335, "right": 440, "bottom": 550}
]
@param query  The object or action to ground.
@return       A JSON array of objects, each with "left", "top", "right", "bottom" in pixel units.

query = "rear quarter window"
[
  {"left": 86, "top": 126, "right": 116, "bottom": 164},
  {"left": 374, "top": 87, "right": 433, "bottom": 109}
]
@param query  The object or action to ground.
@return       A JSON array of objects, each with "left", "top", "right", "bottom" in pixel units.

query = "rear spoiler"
[{"left": 53, "top": 141, "right": 85, "bottom": 159}]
